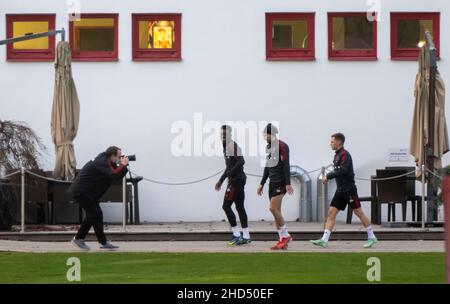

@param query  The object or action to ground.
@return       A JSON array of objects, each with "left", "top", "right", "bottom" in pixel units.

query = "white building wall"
[{"left": 1, "top": 0, "right": 449, "bottom": 223}]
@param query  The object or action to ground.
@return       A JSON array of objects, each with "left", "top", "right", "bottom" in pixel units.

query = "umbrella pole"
[{"left": 425, "top": 31, "right": 438, "bottom": 223}]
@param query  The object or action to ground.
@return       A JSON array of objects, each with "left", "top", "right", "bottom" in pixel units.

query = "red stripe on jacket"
[
  {"left": 109, "top": 162, "right": 125, "bottom": 174},
  {"left": 340, "top": 150, "right": 347, "bottom": 166},
  {"left": 279, "top": 140, "right": 288, "bottom": 161}
]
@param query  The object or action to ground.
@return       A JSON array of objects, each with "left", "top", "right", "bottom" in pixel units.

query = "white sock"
[
  {"left": 242, "top": 228, "right": 250, "bottom": 239},
  {"left": 321, "top": 229, "right": 331, "bottom": 242},
  {"left": 366, "top": 225, "right": 376, "bottom": 239},
  {"left": 280, "top": 225, "right": 289, "bottom": 238},
  {"left": 231, "top": 226, "right": 240, "bottom": 237},
  {"left": 277, "top": 229, "right": 282, "bottom": 240}
]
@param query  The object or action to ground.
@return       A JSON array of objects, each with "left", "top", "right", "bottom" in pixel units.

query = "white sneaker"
[
  {"left": 99, "top": 242, "right": 119, "bottom": 250},
  {"left": 71, "top": 237, "right": 90, "bottom": 251}
]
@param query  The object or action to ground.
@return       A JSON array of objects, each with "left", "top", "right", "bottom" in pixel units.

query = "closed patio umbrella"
[
  {"left": 410, "top": 47, "right": 428, "bottom": 173},
  {"left": 410, "top": 40, "right": 448, "bottom": 227},
  {"left": 51, "top": 41, "right": 80, "bottom": 181},
  {"left": 410, "top": 47, "right": 448, "bottom": 175},
  {"left": 433, "top": 72, "right": 449, "bottom": 169}
]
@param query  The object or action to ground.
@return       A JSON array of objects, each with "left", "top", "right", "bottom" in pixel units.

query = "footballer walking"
[
  {"left": 257, "top": 123, "right": 294, "bottom": 250},
  {"left": 215, "top": 125, "right": 251, "bottom": 245},
  {"left": 310, "top": 133, "right": 378, "bottom": 248}
]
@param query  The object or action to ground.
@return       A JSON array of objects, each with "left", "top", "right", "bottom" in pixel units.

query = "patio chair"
[{"left": 375, "top": 169, "right": 408, "bottom": 222}]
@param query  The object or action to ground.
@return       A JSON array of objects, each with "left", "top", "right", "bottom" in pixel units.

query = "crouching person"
[{"left": 69, "top": 146, "right": 129, "bottom": 250}]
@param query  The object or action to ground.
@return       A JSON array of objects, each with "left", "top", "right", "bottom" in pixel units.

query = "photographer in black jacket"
[{"left": 69, "top": 146, "right": 128, "bottom": 250}]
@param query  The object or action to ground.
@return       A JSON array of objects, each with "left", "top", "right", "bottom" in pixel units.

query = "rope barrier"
[
  {"left": 0, "top": 169, "right": 74, "bottom": 183},
  {"left": 246, "top": 172, "right": 263, "bottom": 178},
  {"left": 0, "top": 166, "right": 439, "bottom": 187},
  {"left": 305, "top": 168, "right": 323, "bottom": 174},
  {"left": 0, "top": 167, "right": 422, "bottom": 186},
  {"left": 24, "top": 169, "right": 73, "bottom": 183},
  {"left": 130, "top": 169, "right": 224, "bottom": 186},
  {"left": 355, "top": 170, "right": 416, "bottom": 181},
  {"left": 426, "top": 168, "right": 443, "bottom": 180},
  {"left": 0, "top": 170, "right": 20, "bottom": 180},
  {"left": 131, "top": 166, "right": 323, "bottom": 185},
  {"left": 247, "top": 167, "right": 322, "bottom": 178}
]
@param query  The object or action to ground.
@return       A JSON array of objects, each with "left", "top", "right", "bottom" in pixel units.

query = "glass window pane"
[
  {"left": 272, "top": 20, "right": 309, "bottom": 49},
  {"left": 138, "top": 20, "right": 175, "bottom": 49},
  {"left": 13, "top": 21, "right": 49, "bottom": 49},
  {"left": 397, "top": 19, "right": 433, "bottom": 48},
  {"left": 332, "top": 16, "right": 373, "bottom": 50},
  {"left": 73, "top": 18, "right": 115, "bottom": 52}
]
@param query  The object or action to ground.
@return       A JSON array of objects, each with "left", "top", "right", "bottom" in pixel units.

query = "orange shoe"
[
  {"left": 270, "top": 240, "right": 282, "bottom": 250},
  {"left": 277, "top": 235, "right": 293, "bottom": 250}
]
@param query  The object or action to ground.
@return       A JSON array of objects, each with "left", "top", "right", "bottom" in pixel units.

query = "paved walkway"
[
  {"left": 0, "top": 240, "right": 444, "bottom": 253},
  {"left": 6, "top": 221, "right": 444, "bottom": 234}
]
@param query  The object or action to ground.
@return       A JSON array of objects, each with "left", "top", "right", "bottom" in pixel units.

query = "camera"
[{"left": 121, "top": 155, "right": 136, "bottom": 161}]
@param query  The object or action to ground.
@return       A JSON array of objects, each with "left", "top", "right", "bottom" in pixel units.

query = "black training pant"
[
  {"left": 222, "top": 179, "right": 248, "bottom": 228},
  {"left": 74, "top": 195, "right": 107, "bottom": 245}
]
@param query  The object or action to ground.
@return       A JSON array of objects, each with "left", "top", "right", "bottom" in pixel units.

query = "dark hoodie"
[
  {"left": 68, "top": 152, "right": 128, "bottom": 201},
  {"left": 218, "top": 141, "right": 246, "bottom": 185},
  {"left": 260, "top": 139, "right": 291, "bottom": 186},
  {"left": 326, "top": 147, "right": 356, "bottom": 192}
]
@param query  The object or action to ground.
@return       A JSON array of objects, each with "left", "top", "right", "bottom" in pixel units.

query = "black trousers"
[
  {"left": 75, "top": 195, "right": 107, "bottom": 245},
  {"left": 222, "top": 180, "right": 248, "bottom": 228}
]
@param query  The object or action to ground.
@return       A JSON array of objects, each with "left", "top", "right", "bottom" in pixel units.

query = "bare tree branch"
[{"left": 0, "top": 119, "right": 46, "bottom": 175}]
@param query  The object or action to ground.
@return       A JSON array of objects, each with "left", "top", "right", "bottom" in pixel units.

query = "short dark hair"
[
  {"left": 221, "top": 125, "right": 232, "bottom": 133},
  {"left": 263, "top": 123, "right": 278, "bottom": 135},
  {"left": 220, "top": 125, "right": 231, "bottom": 131},
  {"left": 105, "top": 146, "right": 121, "bottom": 158},
  {"left": 331, "top": 133, "right": 345, "bottom": 143}
]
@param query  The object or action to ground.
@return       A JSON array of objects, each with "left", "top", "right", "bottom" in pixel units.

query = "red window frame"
[
  {"left": 6, "top": 14, "right": 56, "bottom": 62},
  {"left": 328, "top": 12, "right": 377, "bottom": 61},
  {"left": 265, "top": 13, "right": 315, "bottom": 61},
  {"left": 132, "top": 13, "right": 182, "bottom": 61},
  {"left": 390, "top": 12, "right": 440, "bottom": 60},
  {"left": 69, "top": 13, "right": 119, "bottom": 62}
]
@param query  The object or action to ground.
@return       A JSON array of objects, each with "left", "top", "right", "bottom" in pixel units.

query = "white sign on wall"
[{"left": 388, "top": 148, "right": 409, "bottom": 162}]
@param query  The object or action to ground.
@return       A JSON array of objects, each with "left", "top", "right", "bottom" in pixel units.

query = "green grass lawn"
[{"left": 0, "top": 252, "right": 444, "bottom": 284}]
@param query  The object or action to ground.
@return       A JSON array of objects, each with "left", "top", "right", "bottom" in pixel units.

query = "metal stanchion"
[
  {"left": 20, "top": 167, "right": 25, "bottom": 233},
  {"left": 421, "top": 164, "right": 426, "bottom": 230},
  {"left": 122, "top": 177, "right": 126, "bottom": 232}
]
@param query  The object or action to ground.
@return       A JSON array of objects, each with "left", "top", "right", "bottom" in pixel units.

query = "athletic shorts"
[
  {"left": 268, "top": 182, "right": 286, "bottom": 199},
  {"left": 330, "top": 190, "right": 361, "bottom": 211}
]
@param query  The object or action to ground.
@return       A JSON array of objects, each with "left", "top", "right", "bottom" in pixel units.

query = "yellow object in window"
[
  {"left": 139, "top": 20, "right": 175, "bottom": 49},
  {"left": 153, "top": 25, "right": 173, "bottom": 48},
  {"left": 13, "top": 21, "right": 49, "bottom": 49}
]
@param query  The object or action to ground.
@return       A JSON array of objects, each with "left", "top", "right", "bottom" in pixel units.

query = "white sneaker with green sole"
[
  {"left": 363, "top": 237, "right": 378, "bottom": 248},
  {"left": 310, "top": 239, "right": 328, "bottom": 248}
]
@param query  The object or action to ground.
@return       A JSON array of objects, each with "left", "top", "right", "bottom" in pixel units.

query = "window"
[
  {"left": 132, "top": 14, "right": 182, "bottom": 61},
  {"left": 391, "top": 12, "right": 440, "bottom": 60},
  {"left": 266, "top": 13, "right": 315, "bottom": 61},
  {"left": 69, "top": 14, "right": 118, "bottom": 61},
  {"left": 6, "top": 14, "right": 56, "bottom": 61},
  {"left": 328, "top": 13, "right": 377, "bottom": 60}
]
